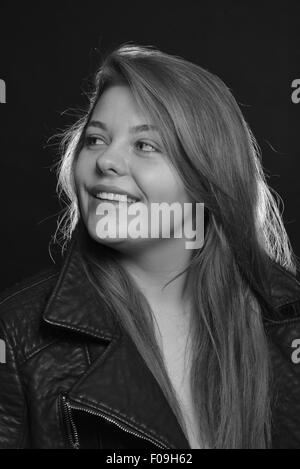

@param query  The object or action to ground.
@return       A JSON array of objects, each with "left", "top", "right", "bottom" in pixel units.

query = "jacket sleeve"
[{"left": 0, "top": 318, "right": 30, "bottom": 448}]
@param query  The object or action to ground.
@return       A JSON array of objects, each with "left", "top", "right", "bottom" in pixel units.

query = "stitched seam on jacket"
[
  {"left": 264, "top": 317, "right": 300, "bottom": 328},
  {"left": 69, "top": 396, "right": 172, "bottom": 447},
  {"left": 274, "top": 298, "right": 300, "bottom": 309},
  {"left": 68, "top": 336, "right": 119, "bottom": 396},
  {"left": 19, "top": 338, "right": 65, "bottom": 366},
  {"left": 85, "top": 343, "right": 92, "bottom": 366},
  {"left": 44, "top": 318, "right": 116, "bottom": 341},
  {"left": 0, "top": 273, "right": 59, "bottom": 307}
]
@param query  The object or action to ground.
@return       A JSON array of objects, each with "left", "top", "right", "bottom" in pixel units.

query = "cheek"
[
  {"left": 138, "top": 165, "right": 188, "bottom": 203},
  {"left": 73, "top": 154, "right": 94, "bottom": 199},
  {"left": 73, "top": 157, "right": 88, "bottom": 207},
  {"left": 73, "top": 154, "right": 86, "bottom": 184}
]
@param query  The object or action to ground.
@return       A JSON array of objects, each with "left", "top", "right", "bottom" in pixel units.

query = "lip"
[{"left": 88, "top": 184, "right": 141, "bottom": 202}]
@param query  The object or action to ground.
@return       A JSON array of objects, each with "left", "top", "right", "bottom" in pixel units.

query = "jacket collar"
[
  {"left": 266, "top": 259, "right": 300, "bottom": 312},
  {"left": 42, "top": 229, "right": 300, "bottom": 448},
  {"left": 43, "top": 234, "right": 119, "bottom": 342},
  {"left": 43, "top": 228, "right": 300, "bottom": 333}
]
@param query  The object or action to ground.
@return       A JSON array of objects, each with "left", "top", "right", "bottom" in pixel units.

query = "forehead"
[{"left": 92, "top": 84, "right": 150, "bottom": 124}]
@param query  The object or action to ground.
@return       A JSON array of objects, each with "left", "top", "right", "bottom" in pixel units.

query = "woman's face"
[{"left": 74, "top": 84, "right": 191, "bottom": 252}]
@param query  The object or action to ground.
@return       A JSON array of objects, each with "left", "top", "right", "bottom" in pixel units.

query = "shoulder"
[
  {"left": 0, "top": 266, "right": 60, "bottom": 318},
  {"left": 0, "top": 265, "right": 61, "bottom": 364},
  {"left": 263, "top": 260, "right": 300, "bottom": 324}
]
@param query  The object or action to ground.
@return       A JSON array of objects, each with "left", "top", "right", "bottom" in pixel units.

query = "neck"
[{"left": 118, "top": 237, "right": 192, "bottom": 320}]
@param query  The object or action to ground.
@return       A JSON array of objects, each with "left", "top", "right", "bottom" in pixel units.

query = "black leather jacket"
[{"left": 1, "top": 235, "right": 300, "bottom": 449}]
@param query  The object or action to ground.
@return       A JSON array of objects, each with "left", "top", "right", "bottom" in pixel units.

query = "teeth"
[{"left": 95, "top": 192, "right": 137, "bottom": 204}]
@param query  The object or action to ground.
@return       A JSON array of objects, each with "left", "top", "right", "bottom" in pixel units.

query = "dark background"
[{"left": 0, "top": 1, "right": 299, "bottom": 290}]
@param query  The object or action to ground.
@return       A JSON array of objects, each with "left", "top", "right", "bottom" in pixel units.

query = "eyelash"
[{"left": 84, "top": 135, "right": 159, "bottom": 153}]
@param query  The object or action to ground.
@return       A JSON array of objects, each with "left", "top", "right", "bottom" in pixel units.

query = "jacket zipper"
[
  {"left": 61, "top": 395, "right": 169, "bottom": 449},
  {"left": 61, "top": 395, "right": 80, "bottom": 449}
]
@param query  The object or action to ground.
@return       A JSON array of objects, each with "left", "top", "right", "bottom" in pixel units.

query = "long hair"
[{"left": 52, "top": 43, "right": 299, "bottom": 448}]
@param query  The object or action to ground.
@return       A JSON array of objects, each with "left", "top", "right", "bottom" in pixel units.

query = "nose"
[{"left": 95, "top": 142, "right": 128, "bottom": 176}]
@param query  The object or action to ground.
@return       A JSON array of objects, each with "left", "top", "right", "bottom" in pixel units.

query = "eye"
[
  {"left": 136, "top": 140, "right": 159, "bottom": 153},
  {"left": 84, "top": 135, "right": 106, "bottom": 147}
]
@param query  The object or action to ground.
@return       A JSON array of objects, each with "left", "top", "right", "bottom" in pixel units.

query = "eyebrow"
[{"left": 86, "top": 120, "right": 159, "bottom": 134}]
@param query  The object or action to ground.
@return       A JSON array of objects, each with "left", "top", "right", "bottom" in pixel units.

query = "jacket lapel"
[
  {"left": 43, "top": 233, "right": 190, "bottom": 449},
  {"left": 67, "top": 331, "right": 190, "bottom": 448}
]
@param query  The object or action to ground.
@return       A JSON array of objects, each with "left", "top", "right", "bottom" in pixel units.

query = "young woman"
[{"left": 1, "top": 43, "right": 300, "bottom": 449}]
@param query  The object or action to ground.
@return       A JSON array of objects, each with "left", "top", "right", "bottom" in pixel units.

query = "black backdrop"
[{"left": 0, "top": 1, "right": 299, "bottom": 290}]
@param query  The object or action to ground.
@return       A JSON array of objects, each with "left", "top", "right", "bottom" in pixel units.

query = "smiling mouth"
[{"left": 93, "top": 191, "right": 139, "bottom": 204}]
